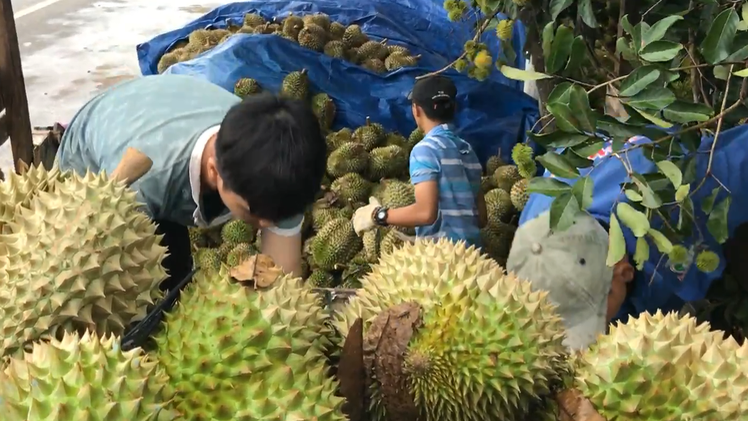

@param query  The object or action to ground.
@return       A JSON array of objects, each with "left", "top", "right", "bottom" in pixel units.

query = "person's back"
[{"left": 410, "top": 124, "right": 482, "bottom": 245}]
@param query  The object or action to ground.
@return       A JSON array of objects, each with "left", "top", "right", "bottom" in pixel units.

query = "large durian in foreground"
[
  {"left": 0, "top": 330, "right": 181, "bottom": 421},
  {"left": 0, "top": 169, "right": 168, "bottom": 357},
  {"left": 577, "top": 310, "right": 748, "bottom": 421},
  {"left": 154, "top": 265, "right": 346, "bottom": 421},
  {"left": 335, "top": 238, "right": 569, "bottom": 421},
  {"left": 0, "top": 164, "right": 67, "bottom": 231}
]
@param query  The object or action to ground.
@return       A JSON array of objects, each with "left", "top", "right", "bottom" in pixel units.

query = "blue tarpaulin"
[{"left": 135, "top": 0, "right": 538, "bottom": 164}]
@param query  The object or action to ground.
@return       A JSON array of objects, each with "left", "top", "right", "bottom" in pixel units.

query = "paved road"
[{"left": 0, "top": 0, "right": 223, "bottom": 171}]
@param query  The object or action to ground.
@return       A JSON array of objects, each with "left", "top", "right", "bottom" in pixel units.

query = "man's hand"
[{"left": 352, "top": 197, "right": 381, "bottom": 235}]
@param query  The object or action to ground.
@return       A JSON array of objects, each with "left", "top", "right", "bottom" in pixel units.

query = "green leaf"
[
  {"left": 631, "top": 173, "right": 663, "bottom": 209},
  {"left": 571, "top": 138, "right": 605, "bottom": 158},
  {"left": 499, "top": 66, "right": 552, "bottom": 81},
  {"left": 617, "top": 202, "right": 651, "bottom": 237},
  {"left": 706, "top": 195, "right": 731, "bottom": 244},
  {"left": 625, "top": 87, "right": 676, "bottom": 110},
  {"left": 547, "top": 103, "right": 582, "bottom": 133},
  {"left": 550, "top": 0, "right": 573, "bottom": 21},
  {"left": 528, "top": 177, "right": 572, "bottom": 196},
  {"left": 625, "top": 189, "right": 643, "bottom": 202},
  {"left": 549, "top": 192, "right": 580, "bottom": 232},
  {"left": 562, "top": 149, "right": 593, "bottom": 168},
  {"left": 547, "top": 82, "right": 574, "bottom": 105},
  {"left": 569, "top": 85, "right": 597, "bottom": 133},
  {"left": 647, "top": 228, "right": 673, "bottom": 254},
  {"left": 656, "top": 160, "right": 683, "bottom": 188},
  {"left": 662, "top": 100, "right": 714, "bottom": 123},
  {"left": 542, "top": 22, "right": 555, "bottom": 64},
  {"left": 620, "top": 15, "right": 634, "bottom": 35},
  {"left": 743, "top": 1, "right": 748, "bottom": 22},
  {"left": 564, "top": 36, "right": 587, "bottom": 74},
  {"left": 642, "top": 15, "right": 684, "bottom": 46},
  {"left": 617, "top": 37, "right": 637, "bottom": 62},
  {"left": 632, "top": 21, "right": 650, "bottom": 53},
  {"left": 619, "top": 66, "right": 661, "bottom": 97},
  {"left": 572, "top": 176, "right": 594, "bottom": 209},
  {"left": 607, "top": 213, "right": 626, "bottom": 267},
  {"left": 727, "top": 34, "right": 748, "bottom": 61},
  {"left": 546, "top": 25, "right": 575, "bottom": 74},
  {"left": 578, "top": 0, "right": 598, "bottom": 28},
  {"left": 735, "top": 68, "right": 748, "bottom": 77},
  {"left": 636, "top": 109, "right": 674, "bottom": 128},
  {"left": 701, "top": 9, "right": 740, "bottom": 64},
  {"left": 536, "top": 152, "right": 580, "bottom": 178},
  {"left": 633, "top": 237, "right": 649, "bottom": 270},
  {"left": 701, "top": 187, "right": 720, "bottom": 214},
  {"left": 678, "top": 197, "right": 694, "bottom": 231},
  {"left": 527, "top": 131, "right": 589, "bottom": 148},
  {"left": 675, "top": 184, "right": 690, "bottom": 202},
  {"left": 639, "top": 41, "right": 683, "bottom": 62}
]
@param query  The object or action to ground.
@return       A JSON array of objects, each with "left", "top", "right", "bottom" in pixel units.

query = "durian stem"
[{"left": 110, "top": 147, "right": 153, "bottom": 186}]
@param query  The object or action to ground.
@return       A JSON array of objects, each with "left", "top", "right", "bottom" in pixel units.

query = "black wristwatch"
[{"left": 373, "top": 206, "right": 389, "bottom": 226}]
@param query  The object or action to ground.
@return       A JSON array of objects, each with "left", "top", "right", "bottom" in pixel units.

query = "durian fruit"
[
  {"left": 302, "top": 12, "right": 331, "bottom": 31},
  {"left": 281, "top": 12, "right": 304, "bottom": 38},
  {"left": 367, "top": 145, "right": 408, "bottom": 180},
  {"left": 406, "top": 127, "right": 425, "bottom": 152},
  {"left": 341, "top": 255, "right": 372, "bottom": 286},
  {"left": 384, "top": 132, "right": 407, "bottom": 148},
  {"left": 379, "top": 179, "right": 416, "bottom": 208},
  {"left": 334, "top": 238, "right": 569, "bottom": 421},
  {"left": 157, "top": 51, "right": 180, "bottom": 74},
  {"left": 311, "top": 199, "right": 347, "bottom": 231},
  {"left": 384, "top": 52, "right": 421, "bottom": 71},
  {"left": 0, "top": 169, "right": 168, "bottom": 357},
  {"left": 188, "top": 29, "right": 212, "bottom": 47},
  {"left": 307, "top": 269, "right": 336, "bottom": 287},
  {"left": 312, "top": 92, "right": 337, "bottom": 131},
  {"left": 311, "top": 218, "right": 363, "bottom": 270},
  {"left": 0, "top": 163, "right": 67, "bottom": 230},
  {"left": 330, "top": 172, "right": 373, "bottom": 204},
  {"left": 298, "top": 23, "right": 328, "bottom": 51},
  {"left": 280, "top": 69, "right": 310, "bottom": 100},
  {"left": 510, "top": 178, "right": 529, "bottom": 211},
  {"left": 358, "top": 39, "right": 389, "bottom": 60},
  {"left": 696, "top": 249, "right": 719, "bottom": 273},
  {"left": 362, "top": 228, "right": 381, "bottom": 263},
  {"left": 353, "top": 116, "right": 386, "bottom": 151},
  {"left": 379, "top": 227, "right": 406, "bottom": 255},
  {"left": 480, "top": 175, "right": 495, "bottom": 194},
  {"left": 324, "top": 40, "right": 346, "bottom": 58},
  {"left": 226, "top": 242, "right": 254, "bottom": 268},
  {"left": 195, "top": 247, "right": 221, "bottom": 272},
  {"left": 217, "top": 241, "right": 234, "bottom": 261},
  {"left": 326, "top": 128, "right": 352, "bottom": 152},
  {"left": 485, "top": 187, "right": 515, "bottom": 223},
  {"left": 480, "top": 220, "right": 516, "bottom": 264},
  {"left": 577, "top": 310, "right": 748, "bottom": 421},
  {"left": 493, "top": 164, "right": 523, "bottom": 192},
  {"left": 221, "top": 219, "right": 256, "bottom": 245},
  {"left": 0, "top": 331, "right": 181, "bottom": 421},
  {"left": 234, "top": 77, "right": 262, "bottom": 97},
  {"left": 326, "top": 142, "right": 370, "bottom": 178},
  {"left": 342, "top": 24, "right": 369, "bottom": 48},
  {"left": 362, "top": 58, "right": 387, "bottom": 73},
  {"left": 243, "top": 12, "right": 266, "bottom": 27},
  {"left": 485, "top": 154, "right": 506, "bottom": 175},
  {"left": 346, "top": 47, "right": 362, "bottom": 64},
  {"left": 154, "top": 266, "right": 346, "bottom": 421},
  {"left": 511, "top": 143, "right": 536, "bottom": 179},
  {"left": 329, "top": 21, "right": 346, "bottom": 40}
]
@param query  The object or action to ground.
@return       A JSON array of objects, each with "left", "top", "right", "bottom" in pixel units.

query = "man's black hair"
[
  {"left": 409, "top": 75, "right": 458, "bottom": 123},
  {"left": 215, "top": 93, "right": 326, "bottom": 222}
]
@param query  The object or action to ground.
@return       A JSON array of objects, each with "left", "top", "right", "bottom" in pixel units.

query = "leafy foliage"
[{"left": 442, "top": 0, "right": 748, "bottom": 277}]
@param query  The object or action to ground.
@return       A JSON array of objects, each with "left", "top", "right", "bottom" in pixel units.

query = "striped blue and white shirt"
[{"left": 409, "top": 124, "right": 483, "bottom": 247}]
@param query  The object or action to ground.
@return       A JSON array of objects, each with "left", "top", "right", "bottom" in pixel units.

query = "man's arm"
[
  {"left": 385, "top": 180, "right": 439, "bottom": 227},
  {"left": 260, "top": 214, "right": 304, "bottom": 277}
]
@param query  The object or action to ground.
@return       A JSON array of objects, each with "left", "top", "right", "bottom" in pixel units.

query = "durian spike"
[{"left": 110, "top": 147, "right": 153, "bottom": 186}]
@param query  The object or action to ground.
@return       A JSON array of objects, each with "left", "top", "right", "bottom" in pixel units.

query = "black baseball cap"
[{"left": 407, "top": 75, "right": 457, "bottom": 110}]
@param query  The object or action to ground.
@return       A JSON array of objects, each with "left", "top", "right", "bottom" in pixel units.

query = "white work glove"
[{"left": 352, "top": 197, "right": 381, "bottom": 235}]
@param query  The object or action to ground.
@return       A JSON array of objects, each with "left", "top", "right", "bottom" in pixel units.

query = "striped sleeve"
[{"left": 409, "top": 143, "right": 440, "bottom": 184}]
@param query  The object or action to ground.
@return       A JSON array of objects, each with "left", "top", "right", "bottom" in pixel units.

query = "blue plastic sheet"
[
  {"left": 520, "top": 125, "right": 748, "bottom": 321},
  {"left": 136, "top": 0, "right": 538, "bottom": 164}
]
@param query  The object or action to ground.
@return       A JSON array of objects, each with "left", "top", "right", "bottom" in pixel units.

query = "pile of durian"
[
  {"left": 157, "top": 11, "right": 421, "bottom": 74},
  {"left": 0, "top": 163, "right": 746, "bottom": 421}
]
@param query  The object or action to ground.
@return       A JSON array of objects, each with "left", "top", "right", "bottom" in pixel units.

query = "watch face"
[{"left": 377, "top": 210, "right": 387, "bottom": 220}]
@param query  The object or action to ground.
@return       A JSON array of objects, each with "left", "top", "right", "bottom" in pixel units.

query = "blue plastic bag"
[
  {"left": 135, "top": 1, "right": 537, "bottom": 164},
  {"left": 520, "top": 126, "right": 748, "bottom": 320}
]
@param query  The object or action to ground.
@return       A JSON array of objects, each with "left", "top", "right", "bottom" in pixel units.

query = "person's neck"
[
  {"left": 200, "top": 134, "right": 218, "bottom": 191},
  {"left": 419, "top": 120, "right": 443, "bottom": 134}
]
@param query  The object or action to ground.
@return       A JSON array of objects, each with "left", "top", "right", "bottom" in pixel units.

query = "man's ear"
[{"left": 205, "top": 156, "right": 220, "bottom": 188}]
